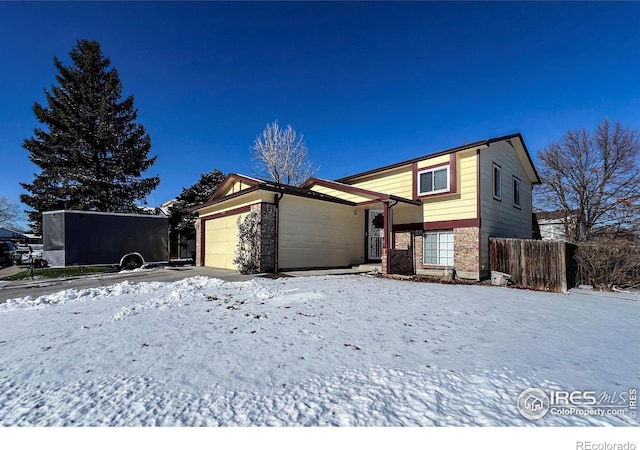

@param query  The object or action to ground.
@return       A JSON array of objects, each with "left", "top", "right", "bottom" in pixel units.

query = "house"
[
  {"left": 194, "top": 133, "right": 540, "bottom": 279},
  {"left": 0, "top": 227, "right": 42, "bottom": 244},
  {"left": 535, "top": 210, "right": 572, "bottom": 241}
]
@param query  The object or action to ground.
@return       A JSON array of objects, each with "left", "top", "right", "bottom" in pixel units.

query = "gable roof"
[
  {"left": 193, "top": 173, "right": 357, "bottom": 212},
  {"left": 335, "top": 133, "right": 541, "bottom": 185}
]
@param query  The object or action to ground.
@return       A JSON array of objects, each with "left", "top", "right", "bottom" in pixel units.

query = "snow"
[{"left": 0, "top": 275, "right": 637, "bottom": 426}]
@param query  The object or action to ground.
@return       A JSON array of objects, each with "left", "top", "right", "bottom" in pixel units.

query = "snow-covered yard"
[{"left": 0, "top": 275, "right": 637, "bottom": 426}]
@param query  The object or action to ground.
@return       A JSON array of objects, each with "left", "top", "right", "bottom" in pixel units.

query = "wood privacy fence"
[{"left": 489, "top": 238, "right": 577, "bottom": 293}]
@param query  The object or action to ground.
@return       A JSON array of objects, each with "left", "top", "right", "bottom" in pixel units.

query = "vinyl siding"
[
  {"left": 346, "top": 151, "right": 478, "bottom": 223},
  {"left": 228, "top": 180, "right": 252, "bottom": 196},
  {"left": 199, "top": 192, "right": 270, "bottom": 218},
  {"left": 278, "top": 195, "right": 364, "bottom": 269},
  {"left": 347, "top": 166, "right": 413, "bottom": 199},
  {"left": 392, "top": 203, "right": 423, "bottom": 224},
  {"left": 422, "top": 150, "right": 478, "bottom": 222},
  {"left": 309, "top": 184, "right": 374, "bottom": 203},
  {"left": 415, "top": 154, "right": 450, "bottom": 170},
  {"left": 479, "top": 140, "right": 534, "bottom": 271}
]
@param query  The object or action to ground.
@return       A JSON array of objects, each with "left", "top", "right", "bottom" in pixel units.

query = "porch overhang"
[{"left": 302, "top": 177, "right": 420, "bottom": 207}]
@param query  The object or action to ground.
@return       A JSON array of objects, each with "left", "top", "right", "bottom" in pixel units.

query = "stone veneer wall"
[
  {"left": 453, "top": 227, "right": 480, "bottom": 278},
  {"left": 195, "top": 219, "right": 202, "bottom": 266},
  {"left": 252, "top": 203, "right": 276, "bottom": 272}
]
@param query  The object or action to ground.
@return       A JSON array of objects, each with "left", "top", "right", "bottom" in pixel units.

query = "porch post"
[{"left": 382, "top": 202, "right": 391, "bottom": 274}]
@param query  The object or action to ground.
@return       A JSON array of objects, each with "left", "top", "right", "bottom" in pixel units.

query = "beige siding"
[
  {"left": 346, "top": 151, "right": 479, "bottom": 223},
  {"left": 479, "top": 140, "right": 534, "bottom": 271},
  {"left": 415, "top": 154, "right": 450, "bottom": 169},
  {"left": 422, "top": 150, "right": 478, "bottom": 221},
  {"left": 309, "top": 184, "right": 374, "bottom": 203},
  {"left": 204, "top": 211, "right": 248, "bottom": 269},
  {"left": 278, "top": 196, "right": 364, "bottom": 269},
  {"left": 348, "top": 166, "right": 413, "bottom": 198},
  {"left": 199, "top": 192, "right": 271, "bottom": 218},
  {"left": 392, "top": 204, "right": 422, "bottom": 224}
]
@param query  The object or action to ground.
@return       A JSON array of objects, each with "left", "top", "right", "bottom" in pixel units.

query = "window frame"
[
  {"left": 512, "top": 176, "right": 521, "bottom": 208},
  {"left": 422, "top": 230, "right": 454, "bottom": 267},
  {"left": 492, "top": 163, "right": 502, "bottom": 201},
  {"left": 417, "top": 165, "right": 450, "bottom": 196}
]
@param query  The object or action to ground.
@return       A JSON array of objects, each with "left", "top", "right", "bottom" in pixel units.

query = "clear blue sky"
[{"left": 1, "top": 1, "right": 639, "bottom": 228}]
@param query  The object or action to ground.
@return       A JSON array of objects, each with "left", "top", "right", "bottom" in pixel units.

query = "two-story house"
[{"left": 194, "top": 133, "right": 540, "bottom": 279}]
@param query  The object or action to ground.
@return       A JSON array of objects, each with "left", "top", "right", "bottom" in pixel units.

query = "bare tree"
[
  {"left": 0, "top": 197, "right": 22, "bottom": 229},
  {"left": 536, "top": 119, "right": 640, "bottom": 241},
  {"left": 251, "top": 121, "right": 318, "bottom": 186}
]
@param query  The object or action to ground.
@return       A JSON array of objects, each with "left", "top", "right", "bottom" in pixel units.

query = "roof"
[
  {"left": 335, "top": 133, "right": 541, "bottom": 185},
  {"left": 192, "top": 174, "right": 358, "bottom": 212},
  {"left": 301, "top": 177, "right": 420, "bottom": 206},
  {"left": 535, "top": 210, "right": 576, "bottom": 221}
]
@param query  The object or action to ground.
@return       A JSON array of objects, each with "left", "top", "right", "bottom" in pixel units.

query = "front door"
[{"left": 366, "top": 209, "right": 384, "bottom": 261}]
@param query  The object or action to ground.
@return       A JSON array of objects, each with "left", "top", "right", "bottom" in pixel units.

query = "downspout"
[{"left": 274, "top": 193, "right": 284, "bottom": 272}]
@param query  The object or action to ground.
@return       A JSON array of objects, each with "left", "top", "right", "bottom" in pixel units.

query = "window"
[
  {"left": 492, "top": 164, "right": 502, "bottom": 200},
  {"left": 418, "top": 166, "right": 449, "bottom": 195},
  {"left": 513, "top": 176, "right": 521, "bottom": 208},
  {"left": 423, "top": 231, "right": 454, "bottom": 266}
]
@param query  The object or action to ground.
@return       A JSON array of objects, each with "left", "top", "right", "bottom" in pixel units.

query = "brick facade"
[
  {"left": 453, "top": 227, "right": 480, "bottom": 277},
  {"left": 195, "top": 218, "right": 202, "bottom": 266},
  {"left": 251, "top": 203, "right": 277, "bottom": 272},
  {"left": 411, "top": 227, "right": 481, "bottom": 280},
  {"left": 394, "top": 231, "right": 412, "bottom": 250}
]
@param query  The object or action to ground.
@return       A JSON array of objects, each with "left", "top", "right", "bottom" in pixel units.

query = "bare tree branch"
[
  {"left": 251, "top": 121, "right": 318, "bottom": 186},
  {"left": 535, "top": 119, "right": 640, "bottom": 241},
  {"left": 0, "top": 197, "right": 23, "bottom": 229}
]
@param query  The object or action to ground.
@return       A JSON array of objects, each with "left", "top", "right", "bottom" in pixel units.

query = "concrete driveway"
[{"left": 0, "top": 265, "right": 255, "bottom": 304}]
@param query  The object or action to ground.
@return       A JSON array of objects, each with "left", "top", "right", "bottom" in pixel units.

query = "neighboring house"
[
  {"left": 194, "top": 133, "right": 540, "bottom": 279},
  {"left": 535, "top": 210, "right": 571, "bottom": 241},
  {"left": 0, "top": 227, "right": 41, "bottom": 244}
]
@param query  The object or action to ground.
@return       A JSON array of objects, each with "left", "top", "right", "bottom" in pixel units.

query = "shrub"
[
  {"left": 233, "top": 212, "right": 261, "bottom": 275},
  {"left": 575, "top": 236, "right": 640, "bottom": 290}
]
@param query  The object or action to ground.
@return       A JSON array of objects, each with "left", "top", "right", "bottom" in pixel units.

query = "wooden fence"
[{"left": 489, "top": 238, "right": 577, "bottom": 293}]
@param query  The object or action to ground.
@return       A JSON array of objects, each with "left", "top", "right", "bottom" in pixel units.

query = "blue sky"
[{"left": 1, "top": 1, "right": 639, "bottom": 228}]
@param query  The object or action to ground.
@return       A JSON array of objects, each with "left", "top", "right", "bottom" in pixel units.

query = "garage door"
[{"left": 204, "top": 212, "right": 248, "bottom": 269}]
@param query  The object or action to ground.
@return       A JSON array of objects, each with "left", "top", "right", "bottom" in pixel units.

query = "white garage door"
[{"left": 204, "top": 212, "right": 248, "bottom": 269}]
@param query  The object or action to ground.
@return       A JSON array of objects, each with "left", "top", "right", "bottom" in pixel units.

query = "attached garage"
[
  {"left": 203, "top": 209, "right": 248, "bottom": 269},
  {"left": 194, "top": 174, "right": 373, "bottom": 272}
]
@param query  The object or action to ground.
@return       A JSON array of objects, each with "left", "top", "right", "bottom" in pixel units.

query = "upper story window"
[
  {"left": 513, "top": 176, "right": 521, "bottom": 208},
  {"left": 492, "top": 163, "right": 502, "bottom": 201},
  {"left": 418, "top": 166, "right": 450, "bottom": 195}
]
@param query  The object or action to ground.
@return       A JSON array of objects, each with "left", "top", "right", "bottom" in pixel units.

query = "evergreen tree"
[
  {"left": 21, "top": 40, "right": 159, "bottom": 232},
  {"left": 169, "top": 169, "right": 226, "bottom": 244}
]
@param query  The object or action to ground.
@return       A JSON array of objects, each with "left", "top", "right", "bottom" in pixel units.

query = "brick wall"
[
  {"left": 412, "top": 227, "right": 481, "bottom": 279},
  {"left": 195, "top": 219, "right": 202, "bottom": 266},
  {"left": 394, "top": 231, "right": 412, "bottom": 250},
  {"left": 381, "top": 247, "right": 388, "bottom": 274},
  {"left": 453, "top": 227, "right": 479, "bottom": 274},
  {"left": 252, "top": 203, "right": 276, "bottom": 272}
]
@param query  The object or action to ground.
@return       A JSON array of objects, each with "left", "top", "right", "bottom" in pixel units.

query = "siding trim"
[
  {"left": 412, "top": 154, "right": 458, "bottom": 200},
  {"left": 393, "top": 218, "right": 480, "bottom": 232},
  {"left": 201, "top": 205, "right": 253, "bottom": 222}
]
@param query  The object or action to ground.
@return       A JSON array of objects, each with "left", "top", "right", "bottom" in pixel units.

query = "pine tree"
[
  {"left": 20, "top": 40, "right": 159, "bottom": 233},
  {"left": 169, "top": 169, "right": 226, "bottom": 243}
]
